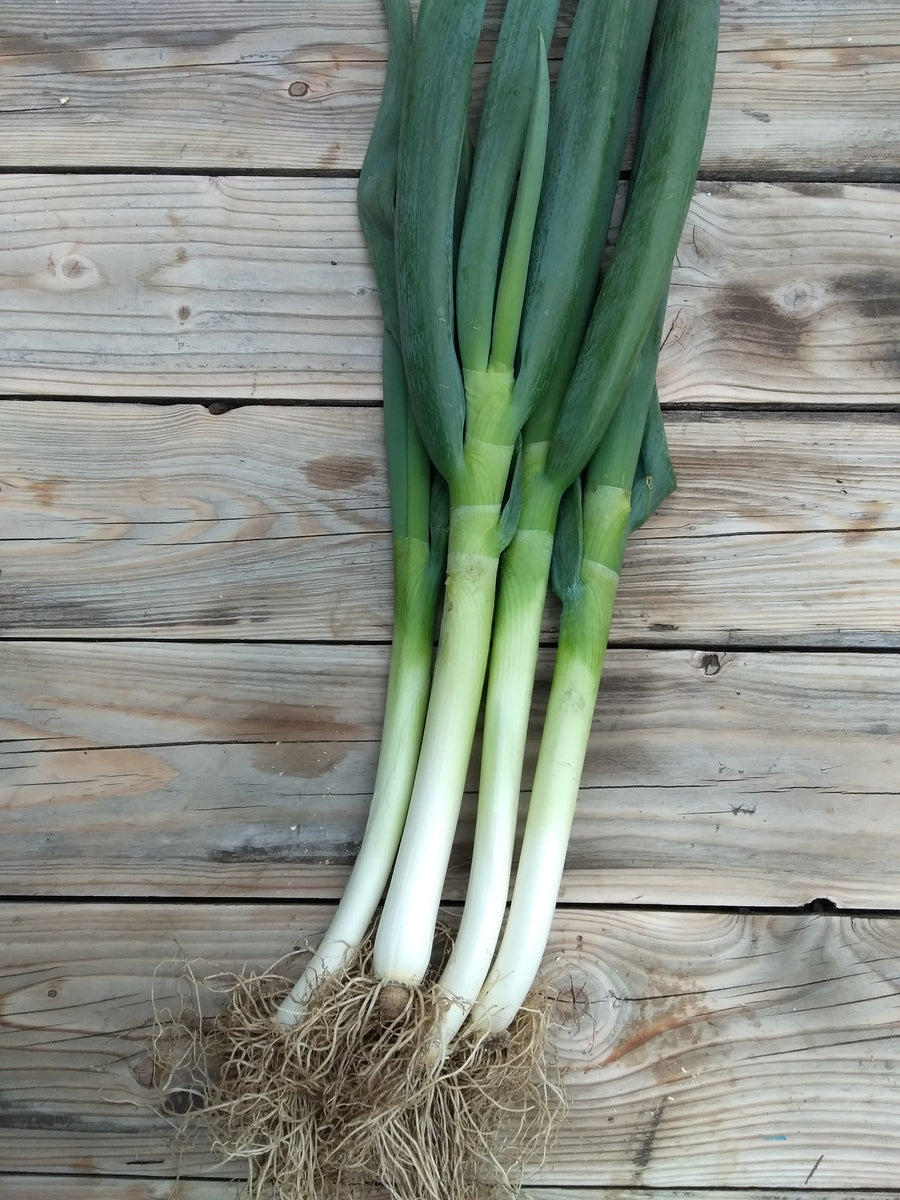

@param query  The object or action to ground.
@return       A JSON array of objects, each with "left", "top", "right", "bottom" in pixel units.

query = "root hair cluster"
[{"left": 151, "top": 949, "right": 564, "bottom": 1200}]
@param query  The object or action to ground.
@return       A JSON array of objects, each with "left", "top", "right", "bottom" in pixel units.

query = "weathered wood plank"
[
  {"left": 662, "top": 182, "right": 900, "bottom": 407},
  {"left": 0, "top": 2, "right": 897, "bottom": 176},
  {"left": 3, "top": 1182, "right": 890, "bottom": 1200},
  {"left": 2, "top": 642, "right": 897, "bottom": 908},
  {"left": 2, "top": 4, "right": 897, "bottom": 1198},
  {"left": 1, "top": 177, "right": 899, "bottom": 401},
  {"left": 2, "top": 904, "right": 898, "bottom": 1187},
  {"left": 1, "top": 403, "right": 899, "bottom": 643},
  {"left": 0, "top": 175, "right": 381, "bottom": 401},
  {"left": 2, "top": 1183, "right": 235, "bottom": 1200}
]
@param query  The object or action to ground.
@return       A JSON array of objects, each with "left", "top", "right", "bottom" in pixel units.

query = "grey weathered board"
[
  {"left": 2, "top": 405, "right": 899, "bottom": 642},
  {"left": 1, "top": 178, "right": 899, "bottom": 399},
  {"left": 2, "top": 642, "right": 899, "bottom": 908},
  {"left": 1, "top": 1, "right": 899, "bottom": 1198},
  {"left": 0, "top": 1, "right": 897, "bottom": 175},
  {"left": 4, "top": 1191, "right": 895, "bottom": 1200}
]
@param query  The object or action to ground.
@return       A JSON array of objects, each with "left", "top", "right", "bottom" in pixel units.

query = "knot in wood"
[
  {"left": 692, "top": 650, "right": 722, "bottom": 676},
  {"left": 160, "top": 1088, "right": 206, "bottom": 1116}
]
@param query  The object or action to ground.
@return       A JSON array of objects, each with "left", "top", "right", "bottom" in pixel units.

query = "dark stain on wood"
[
  {"left": 306, "top": 454, "right": 376, "bottom": 491},
  {"left": 841, "top": 499, "right": 891, "bottom": 545},
  {"left": 69, "top": 1155, "right": 98, "bottom": 1174},
  {"left": 159, "top": 1088, "right": 205, "bottom": 1116},
  {"left": 0, "top": 1099, "right": 152, "bottom": 1134},
  {"left": 714, "top": 285, "right": 806, "bottom": 358},
  {"left": 883, "top": 341, "right": 900, "bottom": 376},
  {"left": 633, "top": 1096, "right": 668, "bottom": 1171},
  {"left": 320, "top": 141, "right": 342, "bottom": 171},
  {"left": 28, "top": 476, "right": 65, "bottom": 506},
  {"left": 221, "top": 707, "right": 360, "bottom": 744},
  {"left": 0, "top": 596, "right": 116, "bottom": 631},
  {"left": 208, "top": 838, "right": 358, "bottom": 866},
  {"left": 139, "top": 27, "right": 233, "bottom": 51},
  {"left": 830, "top": 272, "right": 900, "bottom": 374},
  {"left": 251, "top": 739, "right": 349, "bottom": 780},
  {"left": 199, "top": 604, "right": 242, "bottom": 627},
  {"left": 832, "top": 269, "right": 900, "bottom": 322},
  {"left": 0, "top": 35, "right": 97, "bottom": 74},
  {"left": 787, "top": 181, "right": 846, "bottom": 199},
  {"left": 850, "top": 499, "right": 890, "bottom": 527}
]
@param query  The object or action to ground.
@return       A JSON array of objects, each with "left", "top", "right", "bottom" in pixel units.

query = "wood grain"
[
  {"left": 2, "top": 403, "right": 898, "bottom": 643},
  {"left": 0, "top": 2, "right": 897, "bottom": 175},
  {"left": 2, "top": 642, "right": 897, "bottom": 908},
  {"left": 662, "top": 182, "right": 900, "bottom": 406},
  {"left": 0, "top": 175, "right": 381, "bottom": 401},
  {"left": 2, "top": 177, "right": 900, "bottom": 401},
  {"left": 3, "top": 1188, "right": 889, "bottom": 1200},
  {"left": 2, "top": 3, "right": 899, "bottom": 1200},
  {"left": 1, "top": 904, "right": 898, "bottom": 1188}
]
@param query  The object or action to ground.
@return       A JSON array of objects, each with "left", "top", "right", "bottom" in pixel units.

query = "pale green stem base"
[
  {"left": 431, "top": 525, "right": 553, "bottom": 1054},
  {"left": 374, "top": 368, "right": 517, "bottom": 986},
  {"left": 276, "top": 539, "right": 436, "bottom": 1025},
  {"left": 372, "top": 522, "right": 500, "bottom": 984},
  {"left": 471, "top": 485, "right": 630, "bottom": 1035}
]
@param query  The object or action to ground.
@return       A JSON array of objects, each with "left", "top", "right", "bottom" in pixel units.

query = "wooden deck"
[{"left": 2, "top": 2, "right": 899, "bottom": 1197}]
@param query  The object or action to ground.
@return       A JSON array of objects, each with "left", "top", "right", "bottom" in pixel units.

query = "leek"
[
  {"left": 434, "top": 0, "right": 719, "bottom": 1052},
  {"left": 276, "top": 0, "right": 444, "bottom": 1023},
  {"left": 431, "top": 0, "right": 660, "bottom": 1053},
  {"left": 372, "top": 0, "right": 553, "bottom": 993},
  {"left": 180, "top": 4, "right": 721, "bottom": 1198},
  {"left": 474, "top": 309, "right": 667, "bottom": 1035}
]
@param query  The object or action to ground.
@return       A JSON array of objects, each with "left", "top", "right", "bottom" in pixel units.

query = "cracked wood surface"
[
  {"left": 1, "top": 178, "right": 899, "bottom": 399},
  {"left": 1, "top": 905, "right": 898, "bottom": 1188}
]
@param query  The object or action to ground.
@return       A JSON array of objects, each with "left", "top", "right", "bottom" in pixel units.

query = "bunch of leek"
[{"left": 188, "top": 2, "right": 720, "bottom": 1197}]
